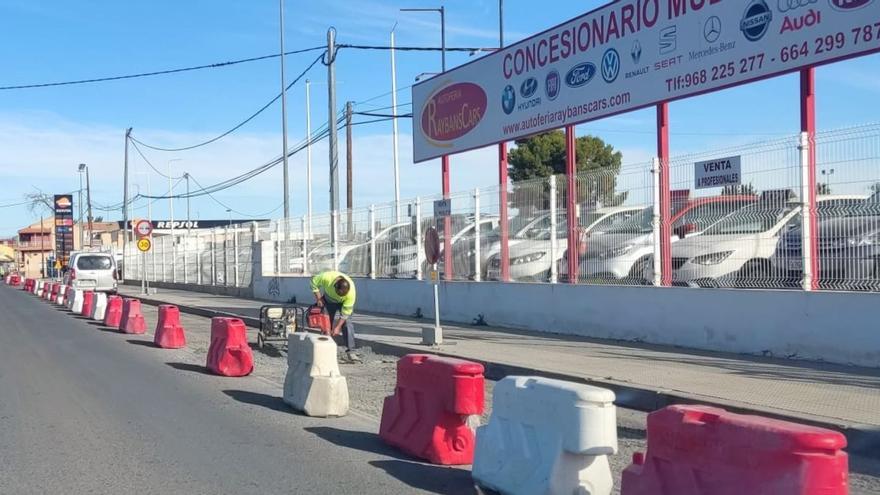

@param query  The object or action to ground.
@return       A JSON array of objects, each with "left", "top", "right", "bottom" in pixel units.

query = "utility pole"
[
  {"left": 85, "top": 166, "right": 93, "bottom": 248},
  {"left": 345, "top": 101, "right": 354, "bottom": 235},
  {"left": 40, "top": 215, "right": 45, "bottom": 278},
  {"left": 123, "top": 127, "right": 131, "bottom": 276},
  {"left": 78, "top": 168, "right": 84, "bottom": 249},
  {"left": 184, "top": 173, "right": 191, "bottom": 227},
  {"left": 390, "top": 26, "right": 402, "bottom": 222},
  {"left": 305, "top": 79, "right": 313, "bottom": 236},
  {"left": 279, "top": 0, "right": 291, "bottom": 226},
  {"left": 327, "top": 27, "right": 340, "bottom": 240}
]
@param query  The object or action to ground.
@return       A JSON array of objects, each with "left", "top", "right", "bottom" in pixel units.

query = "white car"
[
  {"left": 64, "top": 251, "right": 118, "bottom": 293},
  {"left": 389, "top": 216, "right": 499, "bottom": 279},
  {"left": 487, "top": 206, "right": 644, "bottom": 282},
  {"left": 673, "top": 195, "right": 858, "bottom": 288}
]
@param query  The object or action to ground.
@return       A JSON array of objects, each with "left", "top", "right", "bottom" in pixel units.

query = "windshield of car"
[
  {"left": 76, "top": 255, "right": 113, "bottom": 270},
  {"left": 703, "top": 202, "right": 796, "bottom": 235},
  {"left": 604, "top": 207, "right": 653, "bottom": 234}
]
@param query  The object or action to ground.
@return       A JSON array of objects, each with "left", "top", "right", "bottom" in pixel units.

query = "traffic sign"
[
  {"left": 134, "top": 219, "right": 153, "bottom": 238},
  {"left": 424, "top": 227, "right": 441, "bottom": 265},
  {"left": 137, "top": 238, "right": 152, "bottom": 252}
]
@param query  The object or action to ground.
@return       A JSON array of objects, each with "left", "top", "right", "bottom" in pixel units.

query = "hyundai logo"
[
  {"left": 520, "top": 77, "right": 538, "bottom": 98},
  {"left": 601, "top": 48, "right": 620, "bottom": 83},
  {"left": 741, "top": 0, "right": 773, "bottom": 41},
  {"left": 565, "top": 62, "right": 597, "bottom": 88}
]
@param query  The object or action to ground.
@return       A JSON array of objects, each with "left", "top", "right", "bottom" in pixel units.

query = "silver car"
[{"left": 64, "top": 252, "right": 118, "bottom": 293}]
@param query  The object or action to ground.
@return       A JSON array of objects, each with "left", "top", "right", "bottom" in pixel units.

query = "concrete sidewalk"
[{"left": 118, "top": 285, "right": 880, "bottom": 455}]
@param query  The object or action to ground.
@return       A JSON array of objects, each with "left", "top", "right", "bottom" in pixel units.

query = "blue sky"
[{"left": 0, "top": 0, "right": 878, "bottom": 236}]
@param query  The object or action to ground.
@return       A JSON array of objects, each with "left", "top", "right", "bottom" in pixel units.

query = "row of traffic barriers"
[
  {"left": 376, "top": 353, "right": 849, "bottom": 495},
  {"left": 17, "top": 282, "right": 849, "bottom": 493}
]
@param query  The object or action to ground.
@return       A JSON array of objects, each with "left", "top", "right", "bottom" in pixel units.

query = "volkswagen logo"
[
  {"left": 501, "top": 84, "right": 516, "bottom": 115},
  {"left": 704, "top": 16, "right": 722, "bottom": 43},
  {"left": 741, "top": 0, "right": 773, "bottom": 41},
  {"left": 601, "top": 48, "right": 620, "bottom": 83}
]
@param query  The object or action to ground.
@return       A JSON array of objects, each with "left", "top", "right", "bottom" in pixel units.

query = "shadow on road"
[
  {"left": 126, "top": 339, "right": 158, "bottom": 349},
  {"left": 165, "top": 362, "right": 213, "bottom": 375},
  {"left": 249, "top": 342, "right": 283, "bottom": 358},
  {"left": 369, "top": 460, "right": 477, "bottom": 495},
  {"left": 222, "top": 389, "right": 290, "bottom": 413},
  {"left": 305, "top": 426, "right": 410, "bottom": 459}
]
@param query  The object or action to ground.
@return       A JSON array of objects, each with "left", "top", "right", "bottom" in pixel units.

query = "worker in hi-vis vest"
[{"left": 310, "top": 271, "right": 359, "bottom": 361}]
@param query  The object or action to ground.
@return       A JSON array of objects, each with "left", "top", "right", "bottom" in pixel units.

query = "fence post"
[
  {"left": 799, "top": 132, "right": 815, "bottom": 292},
  {"left": 233, "top": 226, "right": 240, "bottom": 287},
  {"left": 332, "top": 210, "right": 339, "bottom": 272},
  {"left": 151, "top": 238, "right": 156, "bottom": 283},
  {"left": 171, "top": 235, "right": 177, "bottom": 284},
  {"left": 224, "top": 226, "right": 230, "bottom": 287},
  {"left": 301, "top": 216, "right": 308, "bottom": 275},
  {"left": 549, "top": 175, "right": 558, "bottom": 284},
  {"left": 369, "top": 205, "right": 377, "bottom": 279},
  {"left": 415, "top": 197, "right": 423, "bottom": 281},
  {"left": 182, "top": 234, "right": 188, "bottom": 284},
  {"left": 162, "top": 235, "right": 167, "bottom": 282},
  {"left": 473, "top": 189, "right": 481, "bottom": 282},
  {"left": 274, "top": 221, "right": 283, "bottom": 275},
  {"left": 652, "top": 158, "right": 662, "bottom": 287},
  {"left": 211, "top": 228, "right": 217, "bottom": 286},
  {"left": 196, "top": 233, "right": 202, "bottom": 285}
]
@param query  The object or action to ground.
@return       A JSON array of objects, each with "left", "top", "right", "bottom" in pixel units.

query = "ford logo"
[
  {"left": 520, "top": 77, "right": 538, "bottom": 98},
  {"left": 565, "top": 62, "right": 597, "bottom": 88},
  {"left": 829, "top": 0, "right": 873, "bottom": 10},
  {"left": 420, "top": 82, "right": 488, "bottom": 143}
]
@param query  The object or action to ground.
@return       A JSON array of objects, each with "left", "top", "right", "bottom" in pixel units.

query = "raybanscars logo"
[
  {"left": 829, "top": 0, "right": 874, "bottom": 9},
  {"left": 420, "top": 82, "right": 487, "bottom": 144}
]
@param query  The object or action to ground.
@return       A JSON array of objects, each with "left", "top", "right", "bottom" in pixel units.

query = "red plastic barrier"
[
  {"left": 62, "top": 285, "right": 73, "bottom": 305},
  {"left": 154, "top": 305, "right": 186, "bottom": 349},
  {"left": 379, "top": 354, "right": 485, "bottom": 465},
  {"left": 9, "top": 274, "right": 21, "bottom": 286},
  {"left": 103, "top": 295, "right": 124, "bottom": 327},
  {"left": 621, "top": 405, "right": 848, "bottom": 495},
  {"left": 80, "top": 291, "right": 96, "bottom": 316},
  {"left": 206, "top": 317, "right": 253, "bottom": 377},
  {"left": 23, "top": 278, "right": 33, "bottom": 291},
  {"left": 50, "top": 283, "right": 60, "bottom": 299},
  {"left": 46, "top": 283, "right": 56, "bottom": 301},
  {"left": 119, "top": 298, "right": 147, "bottom": 334}
]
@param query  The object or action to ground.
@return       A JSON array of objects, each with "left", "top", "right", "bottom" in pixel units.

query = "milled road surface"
[{"left": 0, "top": 286, "right": 473, "bottom": 494}]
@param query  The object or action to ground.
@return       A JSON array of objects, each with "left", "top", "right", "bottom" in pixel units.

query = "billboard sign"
[
  {"left": 695, "top": 155, "right": 742, "bottom": 189},
  {"left": 412, "top": 0, "right": 880, "bottom": 162},
  {"left": 53, "top": 194, "right": 74, "bottom": 268}
]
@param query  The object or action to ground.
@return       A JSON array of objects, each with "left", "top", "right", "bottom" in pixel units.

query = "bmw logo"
[
  {"left": 740, "top": 0, "right": 773, "bottom": 42},
  {"left": 545, "top": 70, "right": 560, "bottom": 101},
  {"left": 601, "top": 48, "right": 620, "bottom": 83},
  {"left": 501, "top": 84, "right": 516, "bottom": 115}
]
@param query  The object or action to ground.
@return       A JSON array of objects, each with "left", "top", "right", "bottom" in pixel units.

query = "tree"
[
  {"left": 870, "top": 182, "right": 880, "bottom": 195},
  {"left": 722, "top": 183, "right": 757, "bottom": 196},
  {"left": 816, "top": 182, "right": 831, "bottom": 195},
  {"left": 507, "top": 130, "right": 624, "bottom": 211}
]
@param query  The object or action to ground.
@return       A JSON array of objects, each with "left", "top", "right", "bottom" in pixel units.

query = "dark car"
[{"left": 773, "top": 197, "right": 880, "bottom": 290}]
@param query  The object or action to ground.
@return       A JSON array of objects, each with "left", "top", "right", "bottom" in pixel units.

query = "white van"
[{"left": 64, "top": 252, "right": 118, "bottom": 293}]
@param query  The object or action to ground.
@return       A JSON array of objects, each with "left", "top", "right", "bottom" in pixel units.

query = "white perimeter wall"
[{"left": 253, "top": 268, "right": 880, "bottom": 368}]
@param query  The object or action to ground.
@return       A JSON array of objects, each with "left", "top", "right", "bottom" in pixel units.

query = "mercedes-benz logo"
[{"left": 704, "top": 16, "right": 721, "bottom": 43}]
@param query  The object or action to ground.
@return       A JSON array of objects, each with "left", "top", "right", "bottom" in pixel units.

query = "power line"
[
  {"left": 187, "top": 174, "right": 284, "bottom": 218},
  {"left": 339, "top": 44, "right": 493, "bottom": 53},
  {"left": 0, "top": 46, "right": 325, "bottom": 91},
  {"left": 129, "top": 52, "right": 325, "bottom": 152},
  {"left": 129, "top": 139, "right": 185, "bottom": 179},
  {"left": 0, "top": 200, "right": 31, "bottom": 209},
  {"left": 353, "top": 111, "right": 412, "bottom": 119}
]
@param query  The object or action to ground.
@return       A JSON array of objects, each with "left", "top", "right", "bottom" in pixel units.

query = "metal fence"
[{"left": 124, "top": 124, "right": 880, "bottom": 292}]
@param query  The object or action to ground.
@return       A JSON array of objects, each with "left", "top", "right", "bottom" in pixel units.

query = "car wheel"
[
  {"left": 628, "top": 257, "right": 651, "bottom": 285},
  {"left": 737, "top": 260, "right": 770, "bottom": 288}
]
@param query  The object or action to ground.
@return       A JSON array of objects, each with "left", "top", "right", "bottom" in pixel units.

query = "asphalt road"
[{"left": 0, "top": 286, "right": 474, "bottom": 495}]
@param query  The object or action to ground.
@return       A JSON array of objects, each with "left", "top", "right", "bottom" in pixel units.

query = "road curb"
[{"left": 133, "top": 294, "right": 880, "bottom": 459}]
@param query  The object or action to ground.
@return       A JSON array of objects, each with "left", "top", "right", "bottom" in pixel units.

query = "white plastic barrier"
[
  {"left": 56, "top": 286, "right": 67, "bottom": 305},
  {"left": 282, "top": 332, "right": 349, "bottom": 417},
  {"left": 34, "top": 280, "right": 44, "bottom": 296},
  {"left": 68, "top": 289, "right": 84, "bottom": 314},
  {"left": 91, "top": 292, "right": 108, "bottom": 321},
  {"left": 472, "top": 376, "right": 618, "bottom": 495}
]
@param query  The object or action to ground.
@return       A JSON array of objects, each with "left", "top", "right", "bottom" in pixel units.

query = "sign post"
[
  {"left": 423, "top": 226, "right": 442, "bottom": 346},
  {"left": 135, "top": 220, "right": 153, "bottom": 295}
]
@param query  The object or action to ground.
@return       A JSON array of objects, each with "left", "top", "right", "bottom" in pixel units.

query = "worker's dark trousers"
[{"left": 323, "top": 299, "right": 356, "bottom": 351}]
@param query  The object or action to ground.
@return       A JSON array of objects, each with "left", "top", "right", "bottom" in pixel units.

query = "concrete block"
[{"left": 283, "top": 332, "right": 349, "bottom": 417}]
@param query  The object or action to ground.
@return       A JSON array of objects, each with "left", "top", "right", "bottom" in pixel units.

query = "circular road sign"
[
  {"left": 134, "top": 219, "right": 153, "bottom": 238},
  {"left": 137, "top": 238, "right": 152, "bottom": 252},
  {"left": 424, "top": 227, "right": 441, "bottom": 265}
]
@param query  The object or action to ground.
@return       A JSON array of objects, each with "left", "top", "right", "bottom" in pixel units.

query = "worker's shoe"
[{"left": 342, "top": 350, "right": 362, "bottom": 364}]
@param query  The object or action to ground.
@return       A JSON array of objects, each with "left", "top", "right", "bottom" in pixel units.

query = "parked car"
[
  {"left": 771, "top": 195, "right": 878, "bottom": 289},
  {"left": 63, "top": 251, "right": 118, "bottom": 293},
  {"left": 562, "top": 195, "right": 758, "bottom": 283},
  {"left": 672, "top": 194, "right": 863, "bottom": 288},
  {"left": 338, "top": 222, "right": 414, "bottom": 276},
  {"left": 485, "top": 206, "right": 644, "bottom": 282},
  {"left": 389, "top": 216, "right": 500, "bottom": 279}
]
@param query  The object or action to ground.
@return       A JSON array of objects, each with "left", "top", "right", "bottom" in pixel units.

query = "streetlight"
[
  {"left": 279, "top": 0, "right": 291, "bottom": 224},
  {"left": 400, "top": 6, "right": 446, "bottom": 72},
  {"left": 226, "top": 209, "right": 232, "bottom": 227},
  {"left": 77, "top": 163, "right": 93, "bottom": 248}
]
